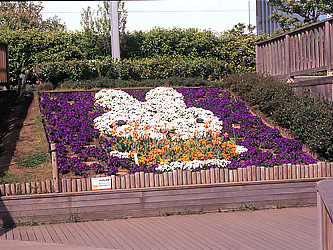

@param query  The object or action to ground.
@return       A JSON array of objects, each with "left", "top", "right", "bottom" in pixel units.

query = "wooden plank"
[
  {"left": 66, "top": 179, "right": 71, "bottom": 193},
  {"left": 173, "top": 170, "right": 178, "bottom": 186},
  {"left": 296, "top": 165, "right": 301, "bottom": 179},
  {"left": 315, "top": 27, "right": 320, "bottom": 68},
  {"left": 159, "top": 173, "right": 164, "bottom": 187},
  {"left": 309, "top": 164, "right": 314, "bottom": 178},
  {"left": 125, "top": 174, "right": 130, "bottom": 189},
  {"left": 121, "top": 176, "right": 126, "bottom": 189},
  {"left": 256, "top": 167, "right": 260, "bottom": 181},
  {"left": 229, "top": 169, "right": 234, "bottom": 182},
  {"left": 220, "top": 168, "right": 225, "bottom": 182},
  {"left": 41, "top": 181, "right": 46, "bottom": 194},
  {"left": 201, "top": 170, "right": 207, "bottom": 184},
  {"left": 265, "top": 168, "right": 270, "bottom": 181},
  {"left": 110, "top": 176, "right": 115, "bottom": 190},
  {"left": 247, "top": 166, "right": 252, "bottom": 181},
  {"left": 163, "top": 172, "right": 169, "bottom": 186},
  {"left": 31, "top": 182, "right": 37, "bottom": 194},
  {"left": 301, "top": 165, "right": 305, "bottom": 178},
  {"left": 325, "top": 21, "right": 332, "bottom": 72},
  {"left": 51, "top": 143, "right": 59, "bottom": 193},
  {"left": 210, "top": 168, "right": 215, "bottom": 183},
  {"left": 238, "top": 168, "right": 243, "bottom": 182},
  {"left": 182, "top": 171, "right": 188, "bottom": 185},
  {"left": 139, "top": 172, "right": 144, "bottom": 188},
  {"left": 260, "top": 167, "right": 265, "bottom": 181},
  {"left": 116, "top": 176, "right": 121, "bottom": 189},
  {"left": 154, "top": 174, "right": 159, "bottom": 187},
  {"left": 86, "top": 177, "right": 91, "bottom": 191},
  {"left": 319, "top": 26, "right": 324, "bottom": 67},
  {"left": 252, "top": 166, "right": 257, "bottom": 181},
  {"left": 305, "top": 165, "right": 310, "bottom": 178},
  {"left": 326, "top": 162, "right": 331, "bottom": 177},
  {"left": 149, "top": 173, "right": 155, "bottom": 187},
  {"left": 177, "top": 170, "right": 183, "bottom": 185},
  {"left": 224, "top": 169, "right": 229, "bottom": 183},
  {"left": 187, "top": 171, "right": 192, "bottom": 185},
  {"left": 242, "top": 168, "right": 247, "bottom": 182},
  {"left": 168, "top": 172, "right": 173, "bottom": 186},
  {"left": 283, "top": 165, "right": 288, "bottom": 179},
  {"left": 45, "top": 180, "right": 51, "bottom": 193},
  {"left": 274, "top": 166, "right": 279, "bottom": 180},
  {"left": 278, "top": 166, "right": 283, "bottom": 180},
  {"left": 191, "top": 172, "right": 197, "bottom": 185}
]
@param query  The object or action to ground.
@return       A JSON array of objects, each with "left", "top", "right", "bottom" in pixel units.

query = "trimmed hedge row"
[
  {"left": 222, "top": 72, "right": 333, "bottom": 161},
  {"left": 34, "top": 56, "right": 230, "bottom": 85}
]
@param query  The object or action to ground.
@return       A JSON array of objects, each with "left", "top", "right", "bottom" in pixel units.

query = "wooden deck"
[{"left": 0, "top": 206, "right": 317, "bottom": 249}]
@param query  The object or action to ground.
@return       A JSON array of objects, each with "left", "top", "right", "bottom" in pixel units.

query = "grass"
[{"left": 0, "top": 90, "right": 52, "bottom": 184}]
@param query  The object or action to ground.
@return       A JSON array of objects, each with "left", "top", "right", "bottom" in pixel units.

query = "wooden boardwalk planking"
[{"left": 0, "top": 206, "right": 318, "bottom": 249}]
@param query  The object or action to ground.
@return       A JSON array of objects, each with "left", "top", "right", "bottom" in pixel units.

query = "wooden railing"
[
  {"left": 0, "top": 162, "right": 332, "bottom": 196},
  {"left": 0, "top": 42, "right": 9, "bottom": 89},
  {"left": 256, "top": 17, "right": 333, "bottom": 79},
  {"left": 317, "top": 178, "right": 333, "bottom": 250}
]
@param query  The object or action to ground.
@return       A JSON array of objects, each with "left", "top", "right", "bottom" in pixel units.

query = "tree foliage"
[
  {"left": 267, "top": 0, "right": 333, "bottom": 31},
  {"left": 80, "top": 0, "right": 127, "bottom": 36},
  {"left": 0, "top": 1, "right": 66, "bottom": 31}
]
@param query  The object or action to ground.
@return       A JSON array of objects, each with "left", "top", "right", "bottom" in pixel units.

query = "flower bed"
[{"left": 39, "top": 87, "right": 316, "bottom": 177}]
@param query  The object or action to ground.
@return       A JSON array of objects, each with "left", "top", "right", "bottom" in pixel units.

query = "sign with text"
[{"left": 92, "top": 177, "right": 111, "bottom": 191}]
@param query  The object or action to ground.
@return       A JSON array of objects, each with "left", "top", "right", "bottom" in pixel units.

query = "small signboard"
[{"left": 92, "top": 177, "right": 111, "bottom": 191}]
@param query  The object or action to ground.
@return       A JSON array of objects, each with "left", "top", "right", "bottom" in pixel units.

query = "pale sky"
[{"left": 41, "top": 0, "right": 257, "bottom": 33}]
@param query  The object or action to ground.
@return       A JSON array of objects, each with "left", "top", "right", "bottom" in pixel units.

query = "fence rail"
[
  {"left": 1, "top": 162, "right": 332, "bottom": 196},
  {"left": 256, "top": 17, "right": 333, "bottom": 79}
]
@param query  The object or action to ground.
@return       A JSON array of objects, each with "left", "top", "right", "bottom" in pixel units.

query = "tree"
[
  {"left": 0, "top": 1, "right": 66, "bottom": 31},
  {"left": 80, "top": 0, "right": 127, "bottom": 36},
  {"left": 267, "top": 0, "right": 333, "bottom": 31}
]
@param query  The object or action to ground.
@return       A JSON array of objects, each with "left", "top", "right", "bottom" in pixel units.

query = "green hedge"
[
  {"left": 1, "top": 25, "right": 262, "bottom": 85},
  {"left": 34, "top": 56, "right": 230, "bottom": 85},
  {"left": 222, "top": 72, "right": 333, "bottom": 161}
]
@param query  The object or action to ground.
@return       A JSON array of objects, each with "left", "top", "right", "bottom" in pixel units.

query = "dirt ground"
[{"left": 0, "top": 92, "right": 52, "bottom": 183}]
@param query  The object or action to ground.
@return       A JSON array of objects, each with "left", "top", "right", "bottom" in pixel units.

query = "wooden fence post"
[
  {"left": 51, "top": 143, "right": 59, "bottom": 193},
  {"left": 325, "top": 21, "right": 332, "bottom": 75}
]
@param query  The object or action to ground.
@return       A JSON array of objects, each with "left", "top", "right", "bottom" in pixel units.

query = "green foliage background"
[{"left": 0, "top": 25, "right": 264, "bottom": 85}]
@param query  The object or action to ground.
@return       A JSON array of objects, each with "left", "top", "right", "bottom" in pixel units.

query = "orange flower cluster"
[{"left": 109, "top": 131, "right": 238, "bottom": 167}]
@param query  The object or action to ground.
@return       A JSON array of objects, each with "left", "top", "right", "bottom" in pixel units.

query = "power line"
[{"left": 42, "top": 9, "right": 256, "bottom": 14}]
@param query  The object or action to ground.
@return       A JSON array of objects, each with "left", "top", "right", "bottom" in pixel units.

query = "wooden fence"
[
  {"left": 317, "top": 178, "right": 333, "bottom": 250},
  {"left": 256, "top": 17, "right": 333, "bottom": 79},
  {"left": 1, "top": 162, "right": 332, "bottom": 196},
  {"left": 0, "top": 42, "right": 9, "bottom": 89}
]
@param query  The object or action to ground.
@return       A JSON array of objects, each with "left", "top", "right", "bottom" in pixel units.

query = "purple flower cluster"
[
  {"left": 177, "top": 87, "right": 317, "bottom": 168},
  {"left": 39, "top": 92, "right": 139, "bottom": 176}
]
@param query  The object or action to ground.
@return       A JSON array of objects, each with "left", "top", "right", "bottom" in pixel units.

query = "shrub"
[{"left": 34, "top": 56, "right": 230, "bottom": 85}]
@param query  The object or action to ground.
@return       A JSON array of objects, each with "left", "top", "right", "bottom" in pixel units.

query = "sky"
[{"left": 41, "top": 0, "right": 257, "bottom": 33}]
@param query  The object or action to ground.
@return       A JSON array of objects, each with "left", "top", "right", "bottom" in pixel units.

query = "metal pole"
[{"left": 110, "top": 1, "right": 120, "bottom": 61}]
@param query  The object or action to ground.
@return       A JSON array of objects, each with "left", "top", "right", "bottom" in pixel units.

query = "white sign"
[{"left": 92, "top": 177, "right": 111, "bottom": 191}]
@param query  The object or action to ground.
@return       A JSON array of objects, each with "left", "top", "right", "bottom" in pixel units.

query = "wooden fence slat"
[
  {"left": 260, "top": 167, "right": 265, "bottom": 181},
  {"left": 301, "top": 165, "right": 305, "bottom": 178},
  {"left": 186, "top": 171, "right": 192, "bottom": 185},
  {"left": 314, "top": 164, "right": 319, "bottom": 178},
  {"left": 5, "top": 183, "right": 10, "bottom": 196},
  {"left": 196, "top": 171, "right": 201, "bottom": 184},
  {"left": 86, "top": 177, "right": 91, "bottom": 191},
  {"left": 210, "top": 168, "right": 216, "bottom": 183},
  {"left": 173, "top": 170, "right": 178, "bottom": 186},
  {"left": 154, "top": 174, "right": 159, "bottom": 187},
  {"left": 309, "top": 164, "right": 314, "bottom": 178},
  {"left": 233, "top": 169, "right": 238, "bottom": 182},
  {"left": 41, "top": 181, "right": 46, "bottom": 193},
  {"left": 292, "top": 165, "right": 297, "bottom": 179},
  {"left": 66, "top": 179, "right": 71, "bottom": 193},
  {"left": 15, "top": 183, "right": 21, "bottom": 195},
  {"left": 283, "top": 165, "right": 288, "bottom": 179},
  {"left": 121, "top": 176, "right": 126, "bottom": 189},
  {"left": 326, "top": 162, "right": 331, "bottom": 177},
  {"left": 278, "top": 166, "right": 283, "bottom": 180},
  {"left": 159, "top": 173, "right": 164, "bottom": 187},
  {"left": 163, "top": 172, "right": 169, "bottom": 186},
  {"left": 305, "top": 164, "right": 310, "bottom": 178},
  {"left": 201, "top": 170, "right": 207, "bottom": 184},
  {"left": 206, "top": 169, "right": 211, "bottom": 184},
  {"left": 224, "top": 169, "right": 229, "bottom": 183},
  {"left": 256, "top": 167, "right": 260, "bottom": 181},
  {"left": 247, "top": 166, "right": 252, "bottom": 181},
  {"left": 178, "top": 170, "right": 183, "bottom": 185},
  {"left": 238, "top": 168, "right": 243, "bottom": 182},
  {"left": 144, "top": 173, "right": 150, "bottom": 187},
  {"left": 192, "top": 172, "right": 197, "bottom": 185},
  {"left": 252, "top": 166, "right": 257, "bottom": 181},
  {"left": 111, "top": 176, "right": 116, "bottom": 190},
  {"left": 10, "top": 183, "right": 15, "bottom": 195},
  {"left": 140, "top": 172, "right": 144, "bottom": 188},
  {"left": 77, "top": 179, "right": 82, "bottom": 192},
  {"left": 183, "top": 171, "right": 187, "bottom": 185},
  {"left": 21, "top": 182, "right": 26, "bottom": 195},
  {"left": 229, "top": 169, "right": 234, "bottom": 182},
  {"left": 168, "top": 172, "right": 173, "bottom": 186},
  {"left": 31, "top": 182, "right": 36, "bottom": 194},
  {"left": 220, "top": 168, "right": 225, "bottom": 182},
  {"left": 36, "top": 182, "right": 42, "bottom": 194},
  {"left": 116, "top": 176, "right": 121, "bottom": 189},
  {"left": 287, "top": 164, "right": 292, "bottom": 179},
  {"left": 318, "top": 162, "right": 323, "bottom": 178},
  {"left": 274, "top": 166, "right": 279, "bottom": 180},
  {"left": 71, "top": 179, "right": 76, "bottom": 192},
  {"left": 265, "top": 168, "right": 270, "bottom": 181},
  {"left": 149, "top": 173, "right": 154, "bottom": 187},
  {"left": 243, "top": 168, "right": 248, "bottom": 182},
  {"left": 125, "top": 174, "right": 130, "bottom": 189},
  {"left": 45, "top": 180, "right": 51, "bottom": 193},
  {"left": 330, "top": 163, "right": 333, "bottom": 177}
]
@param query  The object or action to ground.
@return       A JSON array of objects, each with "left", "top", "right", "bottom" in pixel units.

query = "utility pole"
[
  {"left": 110, "top": 1, "right": 120, "bottom": 61},
  {"left": 248, "top": 0, "right": 251, "bottom": 26}
]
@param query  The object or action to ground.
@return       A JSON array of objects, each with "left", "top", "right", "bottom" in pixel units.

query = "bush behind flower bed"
[
  {"left": 34, "top": 56, "right": 230, "bottom": 87},
  {"left": 222, "top": 72, "right": 333, "bottom": 161}
]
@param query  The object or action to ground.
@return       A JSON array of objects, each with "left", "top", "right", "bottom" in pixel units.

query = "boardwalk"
[{"left": 0, "top": 206, "right": 317, "bottom": 250}]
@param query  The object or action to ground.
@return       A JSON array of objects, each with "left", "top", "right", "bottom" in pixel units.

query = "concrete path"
[{"left": 0, "top": 206, "right": 318, "bottom": 250}]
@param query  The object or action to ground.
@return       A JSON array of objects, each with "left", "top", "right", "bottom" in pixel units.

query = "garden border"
[{"left": 0, "top": 178, "right": 323, "bottom": 226}]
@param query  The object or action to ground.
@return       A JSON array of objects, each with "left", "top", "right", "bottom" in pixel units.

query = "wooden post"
[
  {"left": 51, "top": 143, "right": 59, "bottom": 193},
  {"left": 325, "top": 21, "right": 332, "bottom": 75}
]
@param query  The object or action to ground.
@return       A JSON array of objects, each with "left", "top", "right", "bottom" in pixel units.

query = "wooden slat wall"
[
  {"left": 0, "top": 178, "right": 322, "bottom": 226},
  {"left": 0, "top": 43, "right": 8, "bottom": 85},
  {"left": 0, "top": 162, "right": 332, "bottom": 196},
  {"left": 256, "top": 18, "right": 333, "bottom": 78}
]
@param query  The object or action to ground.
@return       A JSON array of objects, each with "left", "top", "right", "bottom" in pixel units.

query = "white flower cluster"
[
  {"left": 157, "top": 159, "right": 231, "bottom": 172},
  {"left": 94, "top": 87, "right": 223, "bottom": 140},
  {"left": 109, "top": 151, "right": 130, "bottom": 158}
]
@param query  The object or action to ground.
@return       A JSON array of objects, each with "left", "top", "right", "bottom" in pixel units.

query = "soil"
[{"left": 0, "top": 92, "right": 52, "bottom": 183}]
